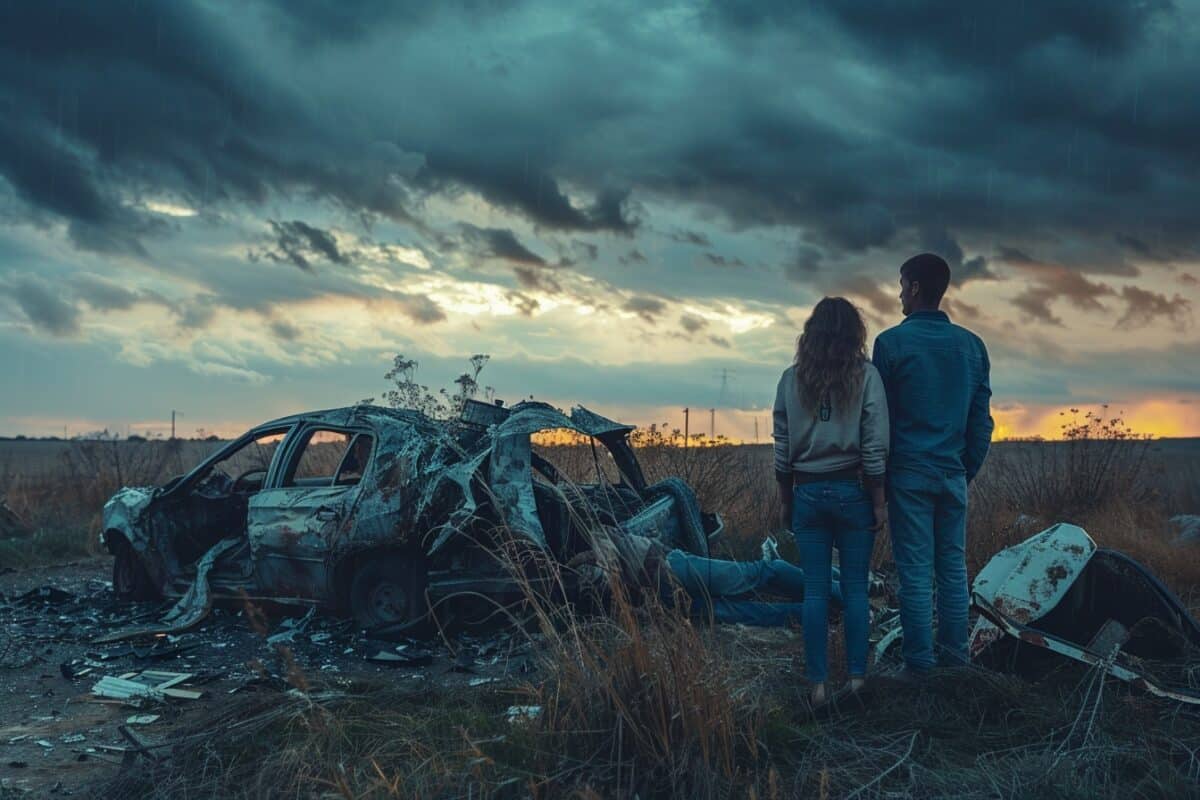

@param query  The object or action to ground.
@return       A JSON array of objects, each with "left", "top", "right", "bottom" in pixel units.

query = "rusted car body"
[
  {"left": 970, "top": 523, "right": 1200, "bottom": 705},
  {"left": 101, "top": 400, "right": 721, "bottom": 630}
]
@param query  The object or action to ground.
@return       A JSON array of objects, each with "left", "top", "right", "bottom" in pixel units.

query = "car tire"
[
  {"left": 111, "top": 535, "right": 160, "bottom": 601},
  {"left": 348, "top": 552, "right": 429, "bottom": 632}
]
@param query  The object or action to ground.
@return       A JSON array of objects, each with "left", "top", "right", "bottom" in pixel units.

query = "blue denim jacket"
[{"left": 871, "top": 310, "right": 993, "bottom": 482}]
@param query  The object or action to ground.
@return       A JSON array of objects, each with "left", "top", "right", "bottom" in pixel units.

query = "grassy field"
[{"left": 3, "top": 432, "right": 1200, "bottom": 798}]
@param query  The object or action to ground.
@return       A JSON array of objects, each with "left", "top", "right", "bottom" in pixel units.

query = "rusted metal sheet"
[{"left": 968, "top": 523, "right": 1094, "bottom": 658}]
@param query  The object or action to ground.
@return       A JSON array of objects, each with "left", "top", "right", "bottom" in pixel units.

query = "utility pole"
[
  {"left": 171, "top": 410, "right": 182, "bottom": 440},
  {"left": 683, "top": 407, "right": 689, "bottom": 449},
  {"left": 754, "top": 417, "right": 759, "bottom": 443},
  {"left": 709, "top": 408, "right": 715, "bottom": 439}
]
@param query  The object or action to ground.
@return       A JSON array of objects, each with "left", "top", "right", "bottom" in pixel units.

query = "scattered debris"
[
  {"left": 92, "top": 670, "right": 203, "bottom": 703},
  {"left": 14, "top": 586, "right": 75, "bottom": 606},
  {"left": 266, "top": 608, "right": 316, "bottom": 645},
  {"left": 125, "top": 715, "right": 160, "bottom": 726},
  {"left": 505, "top": 705, "right": 542, "bottom": 723},
  {"left": 1168, "top": 514, "right": 1200, "bottom": 544}
]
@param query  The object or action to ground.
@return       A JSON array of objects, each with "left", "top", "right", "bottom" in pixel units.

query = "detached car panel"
[{"left": 970, "top": 523, "right": 1200, "bottom": 705}]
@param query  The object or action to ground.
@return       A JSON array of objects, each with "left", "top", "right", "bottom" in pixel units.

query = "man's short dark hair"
[{"left": 900, "top": 252, "right": 951, "bottom": 304}]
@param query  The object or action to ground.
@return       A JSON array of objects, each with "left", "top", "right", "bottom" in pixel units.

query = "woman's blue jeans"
[{"left": 792, "top": 480, "right": 875, "bottom": 683}]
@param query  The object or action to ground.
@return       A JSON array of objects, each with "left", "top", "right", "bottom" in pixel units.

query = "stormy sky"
[{"left": 2, "top": 0, "right": 1199, "bottom": 440}]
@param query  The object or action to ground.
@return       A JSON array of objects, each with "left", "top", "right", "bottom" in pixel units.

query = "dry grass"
[{"left": 8, "top": 432, "right": 1200, "bottom": 798}]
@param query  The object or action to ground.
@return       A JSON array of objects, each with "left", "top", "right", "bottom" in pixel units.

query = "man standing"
[{"left": 872, "top": 253, "right": 993, "bottom": 674}]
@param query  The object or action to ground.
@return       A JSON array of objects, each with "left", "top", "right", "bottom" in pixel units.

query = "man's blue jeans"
[
  {"left": 887, "top": 468, "right": 970, "bottom": 671},
  {"left": 664, "top": 550, "right": 843, "bottom": 627},
  {"left": 792, "top": 480, "right": 875, "bottom": 683}
]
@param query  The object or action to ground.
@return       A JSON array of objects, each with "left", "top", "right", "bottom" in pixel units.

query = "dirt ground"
[{"left": 0, "top": 558, "right": 541, "bottom": 797}]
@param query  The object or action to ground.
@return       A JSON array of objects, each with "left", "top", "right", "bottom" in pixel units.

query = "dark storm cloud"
[
  {"left": 1011, "top": 269, "right": 1116, "bottom": 326},
  {"left": 71, "top": 274, "right": 141, "bottom": 311},
  {"left": 3, "top": 0, "right": 1200, "bottom": 389},
  {"left": 670, "top": 230, "right": 711, "bottom": 247},
  {"left": 513, "top": 266, "right": 562, "bottom": 294},
  {"left": 258, "top": 220, "right": 348, "bottom": 272},
  {"left": 619, "top": 249, "right": 647, "bottom": 266},
  {"left": 251, "top": 0, "right": 516, "bottom": 46},
  {"left": 416, "top": 157, "right": 637, "bottom": 236},
  {"left": 1117, "top": 286, "right": 1192, "bottom": 330},
  {"left": 622, "top": 295, "right": 666, "bottom": 324},
  {"left": 269, "top": 319, "right": 302, "bottom": 341},
  {"left": 919, "top": 227, "right": 995, "bottom": 283},
  {"left": 679, "top": 314, "right": 707, "bottom": 334},
  {"left": 784, "top": 244, "right": 824, "bottom": 283},
  {"left": 703, "top": 253, "right": 745, "bottom": 268},
  {"left": 0, "top": 2, "right": 418, "bottom": 255},
  {"left": 389, "top": 293, "right": 447, "bottom": 325},
  {"left": 709, "top": 0, "right": 1171, "bottom": 64},
  {"left": 459, "top": 224, "right": 547, "bottom": 266},
  {"left": 5, "top": 277, "right": 81, "bottom": 336}
]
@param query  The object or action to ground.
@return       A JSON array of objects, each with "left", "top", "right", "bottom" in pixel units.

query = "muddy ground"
[{"left": 0, "top": 558, "right": 544, "bottom": 797}]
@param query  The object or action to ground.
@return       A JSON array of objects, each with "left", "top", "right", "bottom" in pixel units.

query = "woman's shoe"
[
  {"left": 809, "top": 682, "right": 829, "bottom": 707},
  {"left": 847, "top": 676, "right": 866, "bottom": 693}
]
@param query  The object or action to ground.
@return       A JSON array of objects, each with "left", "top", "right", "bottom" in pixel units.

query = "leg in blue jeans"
[
  {"left": 792, "top": 486, "right": 834, "bottom": 683},
  {"left": 793, "top": 480, "right": 876, "bottom": 683},
  {"left": 934, "top": 475, "right": 970, "bottom": 665},
  {"left": 836, "top": 523, "right": 875, "bottom": 678},
  {"left": 663, "top": 550, "right": 844, "bottom": 607},
  {"left": 708, "top": 599, "right": 806, "bottom": 627},
  {"left": 889, "top": 469, "right": 971, "bottom": 671},
  {"left": 888, "top": 478, "right": 937, "bottom": 671}
]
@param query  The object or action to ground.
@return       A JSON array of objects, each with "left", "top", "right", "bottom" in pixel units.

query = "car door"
[
  {"left": 147, "top": 426, "right": 292, "bottom": 586},
  {"left": 247, "top": 426, "right": 374, "bottom": 600}
]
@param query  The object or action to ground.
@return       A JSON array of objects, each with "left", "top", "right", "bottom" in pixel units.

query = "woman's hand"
[
  {"left": 778, "top": 477, "right": 793, "bottom": 532},
  {"left": 871, "top": 502, "right": 888, "bottom": 533}
]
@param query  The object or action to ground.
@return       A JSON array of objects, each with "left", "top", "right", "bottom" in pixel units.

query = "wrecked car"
[
  {"left": 970, "top": 523, "right": 1200, "bottom": 705},
  {"left": 101, "top": 400, "right": 722, "bottom": 632}
]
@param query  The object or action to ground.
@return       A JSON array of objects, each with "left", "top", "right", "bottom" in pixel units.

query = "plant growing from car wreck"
[{"left": 375, "top": 353, "right": 491, "bottom": 421}]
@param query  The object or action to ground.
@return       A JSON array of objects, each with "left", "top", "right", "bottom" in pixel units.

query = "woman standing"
[{"left": 773, "top": 297, "right": 889, "bottom": 705}]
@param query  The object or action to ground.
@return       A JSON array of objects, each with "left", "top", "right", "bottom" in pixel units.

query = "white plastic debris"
[
  {"left": 126, "top": 715, "right": 160, "bottom": 726},
  {"left": 505, "top": 705, "right": 542, "bottom": 723}
]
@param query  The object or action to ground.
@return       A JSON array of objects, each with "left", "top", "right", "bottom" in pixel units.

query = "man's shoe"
[{"left": 761, "top": 535, "right": 781, "bottom": 562}]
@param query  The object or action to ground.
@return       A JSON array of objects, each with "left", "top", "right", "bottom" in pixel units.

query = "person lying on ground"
[{"left": 568, "top": 527, "right": 845, "bottom": 628}]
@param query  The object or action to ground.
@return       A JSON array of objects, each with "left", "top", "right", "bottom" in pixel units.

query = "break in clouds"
[{"left": 1, "top": 0, "right": 1199, "bottom": 436}]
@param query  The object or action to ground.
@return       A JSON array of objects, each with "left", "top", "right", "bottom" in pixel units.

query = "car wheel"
[
  {"left": 349, "top": 553, "right": 429, "bottom": 632},
  {"left": 111, "top": 536, "right": 160, "bottom": 601}
]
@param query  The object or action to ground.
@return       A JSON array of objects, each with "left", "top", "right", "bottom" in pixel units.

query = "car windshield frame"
[{"left": 162, "top": 424, "right": 296, "bottom": 497}]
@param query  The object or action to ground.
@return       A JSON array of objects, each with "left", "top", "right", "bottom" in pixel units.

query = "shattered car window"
[{"left": 285, "top": 429, "right": 360, "bottom": 487}]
